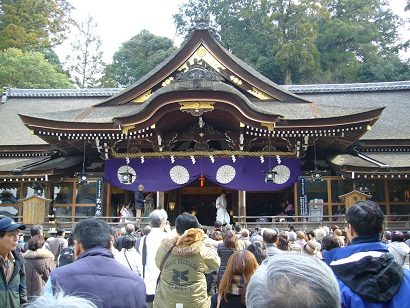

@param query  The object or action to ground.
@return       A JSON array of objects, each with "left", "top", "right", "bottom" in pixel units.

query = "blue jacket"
[
  {"left": 51, "top": 246, "right": 146, "bottom": 308},
  {"left": 324, "top": 236, "right": 410, "bottom": 308},
  {"left": 135, "top": 190, "right": 145, "bottom": 209}
]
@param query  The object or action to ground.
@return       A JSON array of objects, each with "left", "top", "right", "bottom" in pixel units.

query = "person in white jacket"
[
  {"left": 114, "top": 234, "right": 142, "bottom": 275},
  {"left": 387, "top": 230, "right": 410, "bottom": 266},
  {"left": 138, "top": 209, "right": 171, "bottom": 307}
]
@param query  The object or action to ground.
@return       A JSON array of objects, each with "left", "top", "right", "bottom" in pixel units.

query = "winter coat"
[
  {"left": 0, "top": 250, "right": 27, "bottom": 308},
  {"left": 154, "top": 228, "right": 220, "bottom": 308},
  {"left": 23, "top": 248, "right": 55, "bottom": 301},
  {"left": 324, "top": 237, "right": 410, "bottom": 308},
  {"left": 135, "top": 190, "right": 145, "bottom": 210},
  {"left": 387, "top": 241, "right": 410, "bottom": 266},
  {"left": 51, "top": 246, "right": 146, "bottom": 308},
  {"left": 217, "top": 244, "right": 237, "bottom": 285},
  {"left": 210, "top": 293, "right": 246, "bottom": 308},
  {"left": 114, "top": 247, "right": 142, "bottom": 275}
]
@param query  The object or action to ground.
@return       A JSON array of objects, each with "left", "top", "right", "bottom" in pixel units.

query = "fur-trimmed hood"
[
  {"left": 161, "top": 228, "right": 204, "bottom": 256},
  {"left": 23, "top": 248, "right": 54, "bottom": 260}
]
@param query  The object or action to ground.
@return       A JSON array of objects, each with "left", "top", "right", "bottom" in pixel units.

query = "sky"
[
  {"left": 56, "top": 0, "right": 186, "bottom": 63},
  {"left": 55, "top": 0, "right": 410, "bottom": 64}
]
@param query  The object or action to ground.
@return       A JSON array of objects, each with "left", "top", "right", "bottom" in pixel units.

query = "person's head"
[
  {"left": 296, "top": 231, "right": 306, "bottom": 241},
  {"left": 247, "top": 242, "right": 268, "bottom": 265},
  {"left": 122, "top": 234, "right": 136, "bottom": 250},
  {"left": 142, "top": 225, "right": 152, "bottom": 236},
  {"left": 320, "top": 234, "right": 343, "bottom": 252},
  {"left": 149, "top": 209, "right": 168, "bottom": 228},
  {"left": 27, "top": 290, "right": 98, "bottom": 308},
  {"left": 307, "top": 230, "right": 316, "bottom": 240},
  {"left": 391, "top": 230, "right": 405, "bottom": 242},
  {"left": 57, "top": 229, "right": 65, "bottom": 237},
  {"left": 125, "top": 223, "right": 135, "bottom": 234},
  {"left": 138, "top": 184, "right": 144, "bottom": 191},
  {"left": 224, "top": 224, "right": 232, "bottom": 232},
  {"left": 211, "top": 230, "right": 223, "bottom": 241},
  {"left": 241, "top": 229, "right": 249, "bottom": 239},
  {"left": 0, "top": 217, "right": 26, "bottom": 257},
  {"left": 30, "top": 224, "right": 44, "bottom": 237},
  {"left": 302, "top": 240, "right": 318, "bottom": 256},
  {"left": 288, "top": 224, "right": 295, "bottom": 232},
  {"left": 277, "top": 231, "right": 289, "bottom": 251},
  {"left": 219, "top": 250, "right": 259, "bottom": 304},
  {"left": 233, "top": 224, "right": 242, "bottom": 233},
  {"left": 246, "top": 252, "right": 341, "bottom": 308},
  {"left": 73, "top": 219, "right": 110, "bottom": 257},
  {"left": 221, "top": 189, "right": 227, "bottom": 196},
  {"left": 383, "top": 230, "right": 391, "bottom": 241},
  {"left": 214, "top": 220, "right": 222, "bottom": 229},
  {"left": 262, "top": 228, "right": 278, "bottom": 244},
  {"left": 287, "top": 231, "right": 297, "bottom": 242},
  {"left": 346, "top": 200, "right": 384, "bottom": 239},
  {"left": 333, "top": 229, "right": 342, "bottom": 237},
  {"left": 314, "top": 228, "right": 326, "bottom": 242},
  {"left": 28, "top": 234, "right": 45, "bottom": 251},
  {"left": 223, "top": 230, "right": 239, "bottom": 249},
  {"left": 200, "top": 225, "right": 209, "bottom": 236},
  {"left": 175, "top": 212, "right": 200, "bottom": 235}
]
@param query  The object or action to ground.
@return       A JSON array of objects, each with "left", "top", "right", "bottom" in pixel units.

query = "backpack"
[{"left": 58, "top": 246, "right": 74, "bottom": 267}]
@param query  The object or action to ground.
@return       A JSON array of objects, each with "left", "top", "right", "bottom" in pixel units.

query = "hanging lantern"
[{"left": 199, "top": 174, "right": 205, "bottom": 187}]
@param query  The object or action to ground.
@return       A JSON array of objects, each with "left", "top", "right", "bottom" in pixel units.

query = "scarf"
[{"left": 229, "top": 274, "right": 245, "bottom": 296}]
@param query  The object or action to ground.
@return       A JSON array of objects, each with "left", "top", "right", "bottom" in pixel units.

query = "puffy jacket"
[
  {"left": 387, "top": 241, "right": 410, "bottom": 266},
  {"left": 23, "top": 248, "right": 55, "bottom": 300},
  {"left": 51, "top": 246, "right": 146, "bottom": 308},
  {"left": 324, "top": 238, "right": 410, "bottom": 308},
  {"left": 0, "top": 250, "right": 27, "bottom": 307},
  {"left": 216, "top": 244, "right": 237, "bottom": 285},
  {"left": 154, "top": 228, "right": 220, "bottom": 308}
]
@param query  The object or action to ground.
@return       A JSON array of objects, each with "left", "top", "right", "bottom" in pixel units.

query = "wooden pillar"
[
  {"left": 238, "top": 190, "right": 246, "bottom": 225},
  {"left": 157, "top": 191, "right": 165, "bottom": 209}
]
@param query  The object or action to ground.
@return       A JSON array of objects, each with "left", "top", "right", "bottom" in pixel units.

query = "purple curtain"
[{"left": 104, "top": 157, "right": 300, "bottom": 192}]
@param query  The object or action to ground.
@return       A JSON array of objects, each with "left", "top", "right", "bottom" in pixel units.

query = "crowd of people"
[{"left": 0, "top": 200, "right": 409, "bottom": 307}]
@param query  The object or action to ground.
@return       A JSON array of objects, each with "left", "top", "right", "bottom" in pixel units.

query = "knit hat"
[{"left": 303, "top": 241, "right": 317, "bottom": 255}]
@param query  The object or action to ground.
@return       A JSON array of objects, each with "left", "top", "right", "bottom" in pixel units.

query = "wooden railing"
[{"left": 9, "top": 214, "right": 410, "bottom": 234}]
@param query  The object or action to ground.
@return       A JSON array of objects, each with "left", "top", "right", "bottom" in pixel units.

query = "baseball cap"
[{"left": 0, "top": 217, "right": 26, "bottom": 233}]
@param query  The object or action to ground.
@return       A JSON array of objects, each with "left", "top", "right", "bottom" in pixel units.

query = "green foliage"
[
  {"left": 110, "top": 30, "right": 178, "bottom": 87},
  {"left": 0, "top": 0, "right": 73, "bottom": 51},
  {"left": 358, "top": 55, "right": 410, "bottom": 82},
  {"left": 0, "top": 48, "right": 73, "bottom": 88},
  {"left": 175, "top": 0, "right": 408, "bottom": 84},
  {"left": 65, "top": 15, "right": 106, "bottom": 88}
]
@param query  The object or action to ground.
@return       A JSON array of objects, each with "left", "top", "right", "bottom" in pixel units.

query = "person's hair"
[
  {"left": 56, "top": 229, "right": 65, "bottom": 236},
  {"left": 218, "top": 250, "right": 258, "bottom": 304},
  {"left": 241, "top": 229, "right": 249, "bottom": 238},
  {"left": 246, "top": 252, "right": 341, "bottom": 308},
  {"left": 331, "top": 225, "right": 339, "bottom": 232},
  {"left": 27, "top": 290, "right": 98, "bottom": 308},
  {"left": 28, "top": 234, "right": 45, "bottom": 251},
  {"left": 73, "top": 218, "right": 110, "bottom": 251},
  {"left": 262, "top": 229, "right": 277, "bottom": 244},
  {"left": 307, "top": 230, "right": 315, "bottom": 240},
  {"left": 303, "top": 240, "right": 317, "bottom": 255},
  {"left": 211, "top": 230, "right": 223, "bottom": 241},
  {"left": 175, "top": 212, "right": 200, "bottom": 235},
  {"left": 287, "top": 231, "right": 297, "bottom": 242},
  {"left": 30, "top": 224, "right": 43, "bottom": 236},
  {"left": 247, "top": 243, "right": 267, "bottom": 265},
  {"left": 233, "top": 224, "right": 241, "bottom": 232},
  {"left": 142, "top": 225, "right": 152, "bottom": 236},
  {"left": 110, "top": 227, "right": 118, "bottom": 240},
  {"left": 391, "top": 230, "right": 405, "bottom": 242},
  {"left": 201, "top": 225, "right": 209, "bottom": 235},
  {"left": 149, "top": 209, "right": 168, "bottom": 228},
  {"left": 122, "top": 234, "right": 136, "bottom": 250},
  {"left": 223, "top": 230, "right": 239, "bottom": 249},
  {"left": 67, "top": 233, "right": 74, "bottom": 247},
  {"left": 296, "top": 231, "right": 306, "bottom": 241},
  {"left": 224, "top": 224, "right": 233, "bottom": 232},
  {"left": 314, "top": 228, "right": 326, "bottom": 242},
  {"left": 333, "top": 229, "right": 342, "bottom": 237},
  {"left": 383, "top": 230, "right": 391, "bottom": 240},
  {"left": 277, "top": 231, "right": 289, "bottom": 251},
  {"left": 320, "top": 234, "right": 343, "bottom": 252},
  {"left": 125, "top": 224, "right": 135, "bottom": 234},
  {"left": 214, "top": 220, "right": 222, "bottom": 228},
  {"left": 346, "top": 200, "right": 384, "bottom": 236}
]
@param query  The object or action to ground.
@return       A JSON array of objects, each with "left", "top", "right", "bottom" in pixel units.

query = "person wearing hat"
[
  {"left": 135, "top": 184, "right": 146, "bottom": 223},
  {"left": 216, "top": 189, "right": 230, "bottom": 225},
  {"left": 0, "top": 217, "right": 27, "bottom": 307}
]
